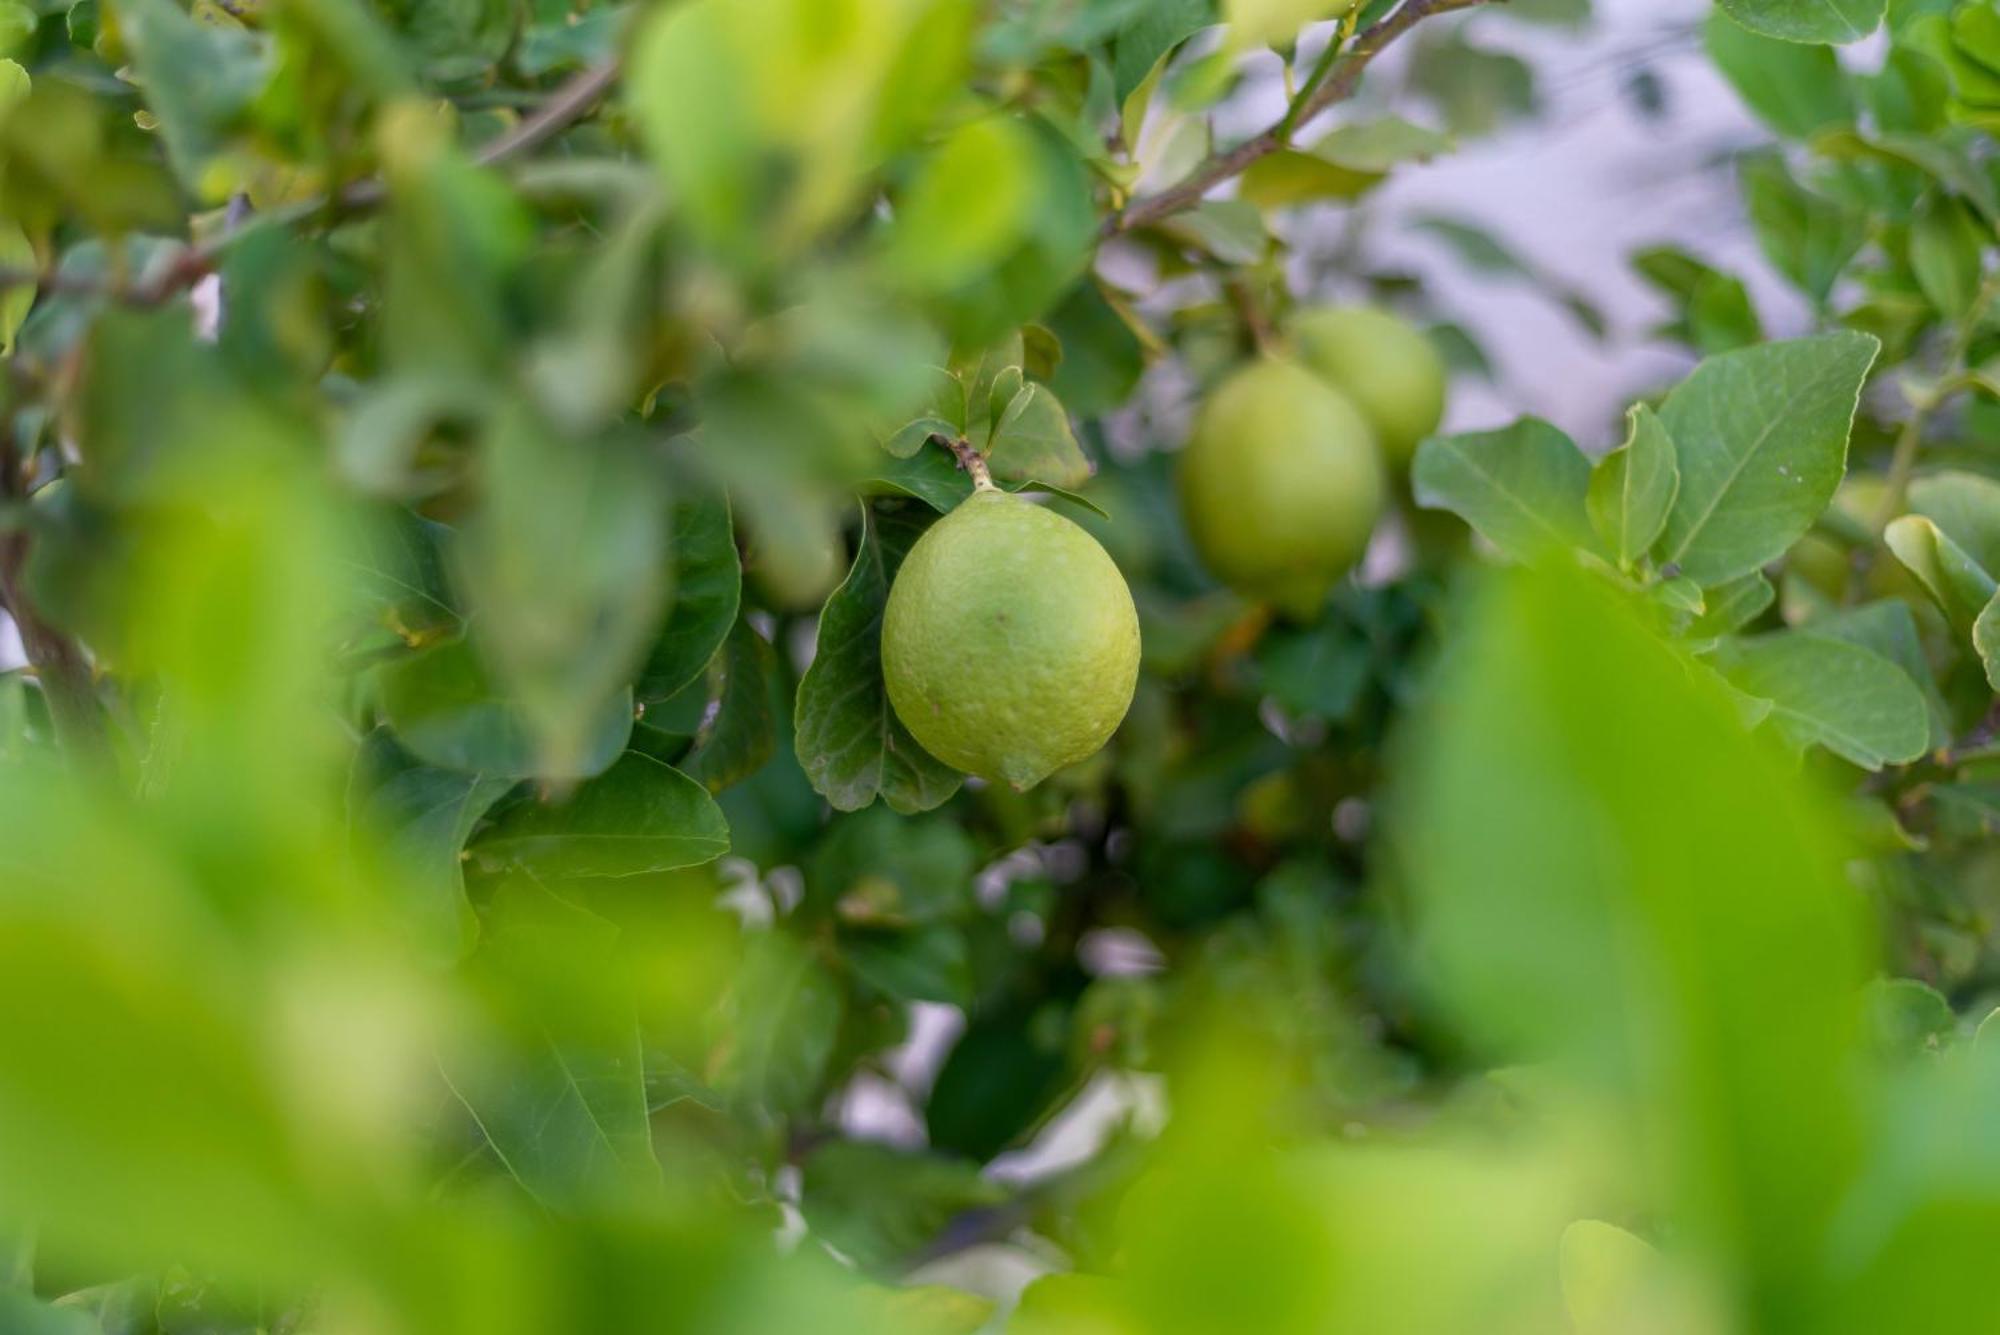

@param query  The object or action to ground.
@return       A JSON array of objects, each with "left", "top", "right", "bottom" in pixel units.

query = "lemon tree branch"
[{"left": 1108, "top": 0, "right": 1502, "bottom": 237}]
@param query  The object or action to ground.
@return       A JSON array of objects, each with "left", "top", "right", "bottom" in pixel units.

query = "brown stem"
[
  {"left": 1107, "top": 0, "right": 1501, "bottom": 237},
  {"left": 937, "top": 435, "right": 997, "bottom": 492}
]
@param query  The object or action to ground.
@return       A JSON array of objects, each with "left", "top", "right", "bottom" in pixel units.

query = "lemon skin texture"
[
  {"left": 882, "top": 490, "right": 1141, "bottom": 790},
  {"left": 1177, "top": 357, "right": 1386, "bottom": 618},
  {"left": 1289, "top": 306, "right": 1447, "bottom": 466}
]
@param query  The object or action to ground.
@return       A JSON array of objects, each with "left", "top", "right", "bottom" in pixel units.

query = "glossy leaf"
[
  {"left": 1655, "top": 333, "right": 1880, "bottom": 585},
  {"left": 636, "top": 480, "right": 742, "bottom": 705},
  {"left": 712, "top": 932, "right": 843, "bottom": 1116},
  {"left": 1588, "top": 403, "right": 1680, "bottom": 570},
  {"left": 1885, "top": 515, "right": 1998, "bottom": 631},
  {"left": 794, "top": 505, "right": 963, "bottom": 814},
  {"left": 1717, "top": 0, "right": 1885, "bottom": 45},
  {"left": 1723, "top": 631, "right": 1930, "bottom": 769},
  {"left": 984, "top": 383, "right": 1092, "bottom": 489},
  {"left": 799, "top": 1142, "right": 1001, "bottom": 1271},
  {"left": 472, "top": 751, "right": 730, "bottom": 878},
  {"left": 346, "top": 728, "right": 511, "bottom": 960},
  {"left": 681, "top": 617, "right": 779, "bottom": 794},
  {"left": 1706, "top": 11, "right": 1852, "bottom": 136},
  {"left": 1413, "top": 419, "right": 1596, "bottom": 562},
  {"left": 379, "top": 638, "right": 635, "bottom": 781}
]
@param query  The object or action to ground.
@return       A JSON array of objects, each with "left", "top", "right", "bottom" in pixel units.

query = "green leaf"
[
  {"left": 445, "top": 881, "right": 658, "bottom": 1206},
  {"left": 1111, "top": 0, "right": 1215, "bottom": 100},
  {"left": 1046, "top": 281, "right": 1148, "bottom": 419},
  {"left": 1407, "top": 28, "right": 1538, "bottom": 135},
  {"left": 0, "top": 1294, "right": 96, "bottom": 1335},
  {"left": 456, "top": 408, "right": 668, "bottom": 776},
  {"left": 985, "top": 383, "right": 1092, "bottom": 489},
  {"left": 636, "top": 479, "right": 741, "bottom": 704},
  {"left": 0, "top": 860, "right": 338, "bottom": 1280},
  {"left": 713, "top": 932, "right": 843, "bottom": 1116},
  {"left": 1884, "top": 514, "right": 1998, "bottom": 630},
  {"left": 800, "top": 1142, "right": 1002, "bottom": 1271},
  {"left": 808, "top": 804, "right": 978, "bottom": 925},
  {"left": 869, "top": 446, "right": 1109, "bottom": 518},
  {"left": 1910, "top": 192, "right": 1987, "bottom": 319},
  {"left": 449, "top": 1024, "right": 655, "bottom": 1207},
  {"left": 1398, "top": 562, "right": 1870, "bottom": 1284},
  {"left": 1975, "top": 589, "right": 2000, "bottom": 691},
  {"left": 795, "top": 506, "right": 964, "bottom": 814},
  {"left": 885, "top": 116, "right": 1037, "bottom": 288},
  {"left": 0, "top": 222, "right": 30, "bottom": 356},
  {"left": 379, "top": 638, "right": 635, "bottom": 780},
  {"left": 346, "top": 728, "right": 511, "bottom": 960},
  {"left": 380, "top": 0, "right": 518, "bottom": 82},
  {"left": 681, "top": 617, "right": 778, "bottom": 793},
  {"left": 1910, "top": 469, "right": 2000, "bottom": 574},
  {"left": 844, "top": 926, "right": 974, "bottom": 1006},
  {"left": 1655, "top": 333, "right": 1881, "bottom": 585},
  {"left": 1632, "top": 246, "right": 1765, "bottom": 354},
  {"left": 1412, "top": 419, "right": 1596, "bottom": 562},
  {"left": 342, "top": 503, "right": 462, "bottom": 656},
  {"left": 1237, "top": 149, "right": 1381, "bottom": 208},
  {"left": 114, "top": 0, "right": 272, "bottom": 194},
  {"left": 1722, "top": 631, "right": 1930, "bottom": 768},
  {"left": 926, "top": 1006, "right": 1071, "bottom": 1161},
  {"left": 1313, "top": 115, "right": 1454, "bottom": 172},
  {"left": 1254, "top": 617, "right": 1374, "bottom": 723},
  {"left": 516, "top": 5, "right": 628, "bottom": 74},
  {"left": 1154, "top": 199, "right": 1266, "bottom": 264},
  {"left": 1239, "top": 118, "right": 1453, "bottom": 207},
  {"left": 1718, "top": 0, "right": 1885, "bottom": 45},
  {"left": 1689, "top": 571, "right": 1776, "bottom": 639},
  {"left": 1588, "top": 404, "right": 1680, "bottom": 570},
  {"left": 1805, "top": 600, "right": 1953, "bottom": 751},
  {"left": 472, "top": 751, "right": 729, "bottom": 878},
  {"left": 1812, "top": 128, "right": 2000, "bottom": 225},
  {"left": 1705, "top": 11, "right": 1852, "bottom": 136},
  {"left": 1740, "top": 152, "right": 1866, "bottom": 306},
  {"left": 1222, "top": 0, "right": 1350, "bottom": 49},
  {"left": 1862, "top": 977, "right": 1955, "bottom": 1057}
]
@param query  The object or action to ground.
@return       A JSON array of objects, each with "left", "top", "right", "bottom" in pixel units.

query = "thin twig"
[
  {"left": 0, "top": 60, "right": 621, "bottom": 305},
  {"left": 1108, "top": 0, "right": 1501, "bottom": 236}
]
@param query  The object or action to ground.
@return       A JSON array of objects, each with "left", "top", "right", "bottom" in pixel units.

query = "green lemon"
[
  {"left": 1177, "top": 357, "right": 1386, "bottom": 618},
  {"left": 882, "top": 489, "right": 1140, "bottom": 790},
  {"left": 1290, "top": 305, "right": 1447, "bottom": 465}
]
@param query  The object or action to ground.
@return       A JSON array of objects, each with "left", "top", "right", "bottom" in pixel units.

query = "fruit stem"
[{"left": 939, "top": 436, "right": 998, "bottom": 493}]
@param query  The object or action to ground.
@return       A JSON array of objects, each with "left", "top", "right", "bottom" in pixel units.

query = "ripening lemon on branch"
[
  {"left": 1178, "top": 357, "right": 1386, "bottom": 619},
  {"left": 882, "top": 488, "right": 1140, "bottom": 790},
  {"left": 1289, "top": 305, "right": 1447, "bottom": 467}
]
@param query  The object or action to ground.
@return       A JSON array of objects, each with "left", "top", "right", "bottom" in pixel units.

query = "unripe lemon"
[
  {"left": 1290, "top": 306, "right": 1447, "bottom": 465},
  {"left": 1178, "top": 357, "right": 1386, "bottom": 617},
  {"left": 883, "top": 490, "right": 1140, "bottom": 790}
]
